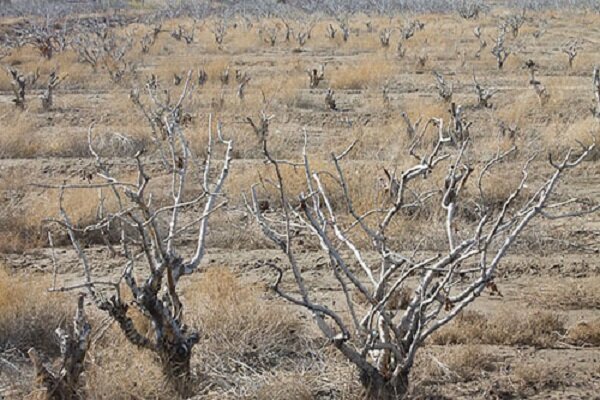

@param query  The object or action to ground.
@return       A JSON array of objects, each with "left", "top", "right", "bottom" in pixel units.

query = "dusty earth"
[{"left": 1, "top": 5, "right": 600, "bottom": 399}]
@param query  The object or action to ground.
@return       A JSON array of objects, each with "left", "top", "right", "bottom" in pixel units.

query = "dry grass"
[
  {"left": 431, "top": 309, "right": 566, "bottom": 348},
  {"left": 566, "top": 319, "right": 600, "bottom": 346},
  {"left": 0, "top": 267, "right": 69, "bottom": 356},
  {"left": 330, "top": 56, "right": 394, "bottom": 90},
  {"left": 531, "top": 277, "right": 600, "bottom": 310}
]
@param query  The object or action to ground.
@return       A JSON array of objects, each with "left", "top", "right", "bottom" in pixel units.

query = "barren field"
[{"left": 1, "top": 1, "right": 600, "bottom": 399}]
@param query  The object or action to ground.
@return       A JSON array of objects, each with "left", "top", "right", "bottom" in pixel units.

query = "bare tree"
[
  {"left": 473, "top": 69, "right": 496, "bottom": 108},
  {"left": 491, "top": 27, "right": 510, "bottom": 69},
  {"left": 45, "top": 74, "right": 233, "bottom": 393},
  {"left": 248, "top": 115, "right": 597, "bottom": 400},
  {"left": 457, "top": 0, "right": 483, "bottom": 19},
  {"left": 212, "top": 19, "right": 227, "bottom": 46},
  {"left": 327, "top": 23, "right": 337, "bottom": 39},
  {"left": 325, "top": 88, "right": 337, "bottom": 110},
  {"left": 434, "top": 71, "right": 453, "bottom": 103},
  {"left": 504, "top": 9, "right": 526, "bottom": 38},
  {"left": 28, "top": 294, "right": 90, "bottom": 400},
  {"left": 307, "top": 64, "right": 325, "bottom": 88},
  {"left": 41, "top": 70, "right": 65, "bottom": 111},
  {"left": 473, "top": 25, "right": 487, "bottom": 58},
  {"left": 562, "top": 39, "right": 582, "bottom": 69},
  {"left": 591, "top": 66, "right": 600, "bottom": 118},
  {"left": 526, "top": 60, "right": 550, "bottom": 106},
  {"left": 141, "top": 23, "right": 162, "bottom": 54},
  {"left": 5, "top": 66, "right": 38, "bottom": 109},
  {"left": 380, "top": 27, "right": 392, "bottom": 48}
]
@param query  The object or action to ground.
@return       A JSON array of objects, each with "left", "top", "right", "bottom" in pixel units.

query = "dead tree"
[
  {"left": 325, "top": 88, "right": 337, "bottom": 110},
  {"left": 28, "top": 294, "right": 90, "bottom": 400},
  {"left": 337, "top": 16, "right": 350, "bottom": 42},
  {"left": 141, "top": 24, "right": 162, "bottom": 54},
  {"left": 473, "top": 70, "right": 496, "bottom": 108},
  {"left": 6, "top": 67, "right": 37, "bottom": 109},
  {"left": 197, "top": 67, "right": 208, "bottom": 86},
  {"left": 212, "top": 19, "right": 227, "bottom": 46},
  {"left": 401, "top": 112, "right": 421, "bottom": 140},
  {"left": 171, "top": 23, "right": 195, "bottom": 44},
  {"left": 434, "top": 71, "right": 453, "bottom": 103},
  {"left": 505, "top": 9, "right": 526, "bottom": 38},
  {"left": 41, "top": 70, "right": 65, "bottom": 111},
  {"left": 397, "top": 41, "right": 406, "bottom": 58},
  {"left": 491, "top": 28, "right": 510, "bottom": 69},
  {"left": 327, "top": 23, "right": 337, "bottom": 39},
  {"left": 401, "top": 20, "right": 424, "bottom": 41},
  {"left": 379, "top": 27, "right": 392, "bottom": 48},
  {"left": 592, "top": 66, "right": 600, "bottom": 118},
  {"left": 473, "top": 26, "right": 487, "bottom": 58},
  {"left": 448, "top": 103, "right": 471, "bottom": 145},
  {"left": 382, "top": 81, "right": 391, "bottom": 108},
  {"left": 220, "top": 65, "right": 230, "bottom": 85},
  {"left": 249, "top": 115, "right": 597, "bottom": 400},
  {"left": 307, "top": 64, "right": 325, "bottom": 89},
  {"left": 562, "top": 39, "right": 582, "bottom": 69},
  {"left": 237, "top": 74, "right": 251, "bottom": 100},
  {"left": 457, "top": 0, "right": 482, "bottom": 19},
  {"left": 46, "top": 74, "right": 232, "bottom": 394}
]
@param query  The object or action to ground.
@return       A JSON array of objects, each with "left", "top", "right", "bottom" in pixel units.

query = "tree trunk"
[
  {"left": 360, "top": 369, "right": 409, "bottom": 400},
  {"left": 159, "top": 338, "right": 196, "bottom": 396}
]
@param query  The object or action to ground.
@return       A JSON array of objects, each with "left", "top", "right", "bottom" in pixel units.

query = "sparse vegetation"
[{"left": 0, "top": 2, "right": 599, "bottom": 399}]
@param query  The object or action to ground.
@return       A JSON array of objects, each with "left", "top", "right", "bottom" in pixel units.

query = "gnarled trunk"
[{"left": 360, "top": 369, "right": 409, "bottom": 400}]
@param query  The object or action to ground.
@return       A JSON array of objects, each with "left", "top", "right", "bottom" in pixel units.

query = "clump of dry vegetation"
[
  {"left": 431, "top": 309, "right": 566, "bottom": 348},
  {"left": 0, "top": 267, "right": 69, "bottom": 357}
]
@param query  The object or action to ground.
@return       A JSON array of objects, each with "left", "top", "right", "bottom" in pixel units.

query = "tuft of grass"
[
  {"left": 431, "top": 309, "right": 566, "bottom": 348},
  {"left": 567, "top": 319, "right": 600, "bottom": 346},
  {"left": 0, "top": 268, "right": 69, "bottom": 357}
]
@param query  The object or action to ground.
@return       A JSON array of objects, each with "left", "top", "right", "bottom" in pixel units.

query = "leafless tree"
[
  {"left": 197, "top": 67, "right": 208, "bottom": 86},
  {"left": 171, "top": 22, "right": 195, "bottom": 44},
  {"left": 141, "top": 23, "right": 162, "bottom": 54},
  {"left": 212, "top": 19, "right": 227, "bottom": 46},
  {"left": 591, "top": 66, "right": 600, "bottom": 118},
  {"left": 473, "top": 25, "right": 487, "bottom": 58},
  {"left": 472, "top": 69, "right": 496, "bottom": 108},
  {"left": 327, "top": 23, "right": 337, "bottom": 39},
  {"left": 504, "top": 9, "right": 526, "bottom": 38},
  {"left": 41, "top": 70, "right": 65, "bottom": 111},
  {"left": 457, "top": 0, "right": 483, "bottom": 19},
  {"left": 28, "top": 294, "right": 90, "bottom": 400},
  {"left": 562, "top": 39, "right": 582, "bottom": 68},
  {"left": 337, "top": 16, "right": 351, "bottom": 42},
  {"left": 397, "top": 41, "right": 406, "bottom": 58},
  {"left": 307, "top": 64, "right": 325, "bottom": 89},
  {"left": 5, "top": 66, "right": 38, "bottom": 109},
  {"left": 220, "top": 64, "right": 230, "bottom": 85},
  {"left": 248, "top": 114, "right": 597, "bottom": 400},
  {"left": 491, "top": 27, "right": 510, "bottom": 69},
  {"left": 380, "top": 27, "right": 392, "bottom": 48},
  {"left": 45, "top": 73, "right": 233, "bottom": 393},
  {"left": 434, "top": 71, "right": 453, "bottom": 103},
  {"left": 526, "top": 60, "right": 549, "bottom": 106},
  {"left": 325, "top": 88, "right": 337, "bottom": 110},
  {"left": 401, "top": 112, "right": 421, "bottom": 140},
  {"left": 401, "top": 19, "right": 424, "bottom": 41},
  {"left": 237, "top": 74, "right": 251, "bottom": 100}
]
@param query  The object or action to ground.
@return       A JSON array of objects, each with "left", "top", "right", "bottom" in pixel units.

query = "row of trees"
[{"left": 29, "top": 70, "right": 598, "bottom": 399}]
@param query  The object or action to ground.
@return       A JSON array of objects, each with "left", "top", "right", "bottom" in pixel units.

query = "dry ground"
[{"left": 1, "top": 6, "right": 600, "bottom": 400}]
